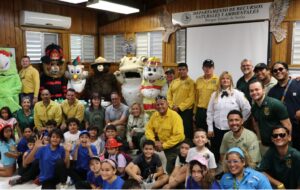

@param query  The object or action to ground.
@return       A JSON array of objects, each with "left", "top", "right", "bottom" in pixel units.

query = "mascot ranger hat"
[
  {"left": 147, "top": 57, "right": 162, "bottom": 67},
  {"left": 92, "top": 57, "right": 110, "bottom": 65}
]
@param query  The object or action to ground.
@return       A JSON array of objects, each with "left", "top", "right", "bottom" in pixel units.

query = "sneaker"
[
  {"left": 57, "top": 183, "right": 67, "bottom": 190},
  {"left": 9, "top": 177, "right": 22, "bottom": 186}
]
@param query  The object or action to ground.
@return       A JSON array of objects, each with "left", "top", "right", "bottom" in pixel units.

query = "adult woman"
[
  {"left": 15, "top": 96, "right": 34, "bottom": 133},
  {"left": 220, "top": 147, "right": 272, "bottom": 189},
  {"left": 126, "top": 102, "right": 148, "bottom": 150},
  {"left": 206, "top": 71, "right": 251, "bottom": 163},
  {"left": 84, "top": 92, "right": 105, "bottom": 135}
]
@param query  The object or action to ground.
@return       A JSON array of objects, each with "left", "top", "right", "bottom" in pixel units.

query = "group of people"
[{"left": 0, "top": 55, "right": 299, "bottom": 189}]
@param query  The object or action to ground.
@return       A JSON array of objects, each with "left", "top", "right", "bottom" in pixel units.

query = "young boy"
[
  {"left": 45, "top": 120, "right": 57, "bottom": 133},
  {"left": 75, "top": 156, "right": 103, "bottom": 189},
  {"left": 105, "top": 138, "right": 127, "bottom": 176},
  {"left": 16, "top": 127, "right": 33, "bottom": 174},
  {"left": 64, "top": 117, "right": 80, "bottom": 147},
  {"left": 125, "top": 140, "right": 169, "bottom": 189},
  {"left": 104, "top": 124, "right": 128, "bottom": 152},
  {"left": 69, "top": 130, "right": 97, "bottom": 183},
  {"left": 88, "top": 126, "right": 104, "bottom": 156}
]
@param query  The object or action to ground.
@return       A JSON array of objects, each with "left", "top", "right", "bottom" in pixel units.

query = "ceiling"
[{"left": 42, "top": 0, "right": 170, "bottom": 26}]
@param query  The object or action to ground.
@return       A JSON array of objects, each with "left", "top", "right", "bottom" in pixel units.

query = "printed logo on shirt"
[
  {"left": 286, "top": 158, "right": 292, "bottom": 168},
  {"left": 263, "top": 107, "right": 270, "bottom": 116}
]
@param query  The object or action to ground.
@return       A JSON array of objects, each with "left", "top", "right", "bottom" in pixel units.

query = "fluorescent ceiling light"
[
  {"left": 58, "top": 0, "right": 88, "bottom": 4},
  {"left": 87, "top": 0, "right": 139, "bottom": 14}
]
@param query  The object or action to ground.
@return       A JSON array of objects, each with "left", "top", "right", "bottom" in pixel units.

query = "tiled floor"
[{"left": 0, "top": 176, "right": 41, "bottom": 190}]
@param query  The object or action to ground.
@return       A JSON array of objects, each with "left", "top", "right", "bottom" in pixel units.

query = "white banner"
[{"left": 172, "top": 3, "right": 272, "bottom": 26}]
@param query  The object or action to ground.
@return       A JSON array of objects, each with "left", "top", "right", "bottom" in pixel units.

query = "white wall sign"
[{"left": 172, "top": 3, "right": 272, "bottom": 26}]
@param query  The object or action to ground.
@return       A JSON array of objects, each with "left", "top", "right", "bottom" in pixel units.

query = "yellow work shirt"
[
  {"left": 34, "top": 100, "right": 62, "bottom": 129},
  {"left": 145, "top": 109, "right": 185, "bottom": 149},
  {"left": 61, "top": 99, "right": 84, "bottom": 123},
  {"left": 19, "top": 65, "right": 40, "bottom": 97},
  {"left": 167, "top": 76, "right": 195, "bottom": 111},
  {"left": 194, "top": 74, "right": 219, "bottom": 112}
]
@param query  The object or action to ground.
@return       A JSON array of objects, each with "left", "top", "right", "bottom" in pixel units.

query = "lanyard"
[{"left": 281, "top": 79, "right": 293, "bottom": 103}]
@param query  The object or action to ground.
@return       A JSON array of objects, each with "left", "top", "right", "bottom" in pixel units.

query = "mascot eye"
[
  {"left": 153, "top": 68, "right": 156, "bottom": 72},
  {"left": 148, "top": 68, "right": 151, "bottom": 72},
  {"left": 71, "top": 69, "right": 74, "bottom": 73},
  {"left": 76, "top": 70, "right": 80, "bottom": 74}
]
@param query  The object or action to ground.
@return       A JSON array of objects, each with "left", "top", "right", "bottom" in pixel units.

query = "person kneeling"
[{"left": 125, "top": 140, "right": 168, "bottom": 189}]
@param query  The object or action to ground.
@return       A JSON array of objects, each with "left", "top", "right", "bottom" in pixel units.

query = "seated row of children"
[{"left": 1, "top": 115, "right": 273, "bottom": 189}]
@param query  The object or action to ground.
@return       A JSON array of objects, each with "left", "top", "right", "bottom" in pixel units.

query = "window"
[
  {"left": 70, "top": 34, "right": 95, "bottom": 62},
  {"left": 176, "top": 29, "right": 186, "bottom": 63},
  {"left": 291, "top": 21, "right": 300, "bottom": 65},
  {"left": 103, "top": 34, "right": 124, "bottom": 62},
  {"left": 136, "top": 31, "right": 162, "bottom": 60},
  {"left": 25, "top": 31, "right": 58, "bottom": 64}
]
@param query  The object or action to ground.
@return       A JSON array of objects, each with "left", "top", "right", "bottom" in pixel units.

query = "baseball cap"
[
  {"left": 254, "top": 63, "right": 268, "bottom": 72},
  {"left": 203, "top": 59, "right": 214, "bottom": 67},
  {"left": 79, "top": 130, "right": 90, "bottom": 137},
  {"left": 165, "top": 68, "right": 175, "bottom": 74},
  {"left": 190, "top": 155, "right": 208, "bottom": 168},
  {"left": 105, "top": 138, "right": 122, "bottom": 148}
]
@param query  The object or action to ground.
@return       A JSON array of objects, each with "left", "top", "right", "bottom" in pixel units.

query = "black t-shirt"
[{"left": 133, "top": 153, "right": 162, "bottom": 179}]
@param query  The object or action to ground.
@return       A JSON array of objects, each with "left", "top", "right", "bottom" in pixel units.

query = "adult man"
[
  {"left": 220, "top": 110, "right": 261, "bottom": 164},
  {"left": 249, "top": 80, "right": 291, "bottom": 152},
  {"left": 269, "top": 62, "right": 300, "bottom": 150},
  {"left": 165, "top": 68, "right": 175, "bottom": 87},
  {"left": 145, "top": 95, "right": 185, "bottom": 174},
  {"left": 34, "top": 89, "right": 62, "bottom": 131},
  {"left": 167, "top": 63, "right": 194, "bottom": 139},
  {"left": 259, "top": 125, "right": 300, "bottom": 189},
  {"left": 194, "top": 59, "right": 218, "bottom": 131},
  {"left": 105, "top": 92, "right": 129, "bottom": 139},
  {"left": 236, "top": 59, "right": 256, "bottom": 103},
  {"left": 19, "top": 56, "right": 40, "bottom": 105},
  {"left": 60, "top": 88, "right": 84, "bottom": 130},
  {"left": 254, "top": 63, "right": 277, "bottom": 95}
]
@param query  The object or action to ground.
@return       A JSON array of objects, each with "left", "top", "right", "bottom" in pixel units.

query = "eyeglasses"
[
  {"left": 155, "top": 95, "right": 167, "bottom": 101},
  {"left": 271, "top": 133, "right": 287, "bottom": 139},
  {"left": 226, "top": 160, "right": 241, "bottom": 164},
  {"left": 272, "top": 67, "right": 285, "bottom": 74}
]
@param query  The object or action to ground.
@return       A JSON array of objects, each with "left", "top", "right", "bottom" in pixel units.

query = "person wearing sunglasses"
[
  {"left": 249, "top": 80, "right": 292, "bottom": 156},
  {"left": 268, "top": 61, "right": 300, "bottom": 151},
  {"left": 220, "top": 147, "right": 272, "bottom": 189},
  {"left": 253, "top": 63, "right": 277, "bottom": 95},
  {"left": 259, "top": 125, "right": 300, "bottom": 189}
]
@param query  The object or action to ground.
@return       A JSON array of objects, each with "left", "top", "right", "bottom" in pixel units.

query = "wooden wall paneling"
[
  {"left": 82, "top": 11, "right": 98, "bottom": 35},
  {"left": 271, "top": 22, "right": 289, "bottom": 63},
  {"left": 286, "top": 0, "right": 300, "bottom": 21}
]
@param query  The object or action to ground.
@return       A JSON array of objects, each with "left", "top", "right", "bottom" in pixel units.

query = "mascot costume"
[
  {"left": 85, "top": 57, "right": 118, "bottom": 103},
  {"left": 0, "top": 49, "right": 22, "bottom": 113},
  {"left": 114, "top": 56, "right": 147, "bottom": 107},
  {"left": 141, "top": 57, "right": 167, "bottom": 117},
  {"left": 65, "top": 56, "right": 88, "bottom": 95},
  {"left": 40, "top": 43, "right": 67, "bottom": 100}
]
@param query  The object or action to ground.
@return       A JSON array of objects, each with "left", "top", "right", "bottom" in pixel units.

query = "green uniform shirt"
[
  {"left": 236, "top": 75, "right": 256, "bottom": 103},
  {"left": 259, "top": 146, "right": 300, "bottom": 189},
  {"left": 220, "top": 128, "right": 261, "bottom": 163},
  {"left": 251, "top": 96, "right": 289, "bottom": 146}
]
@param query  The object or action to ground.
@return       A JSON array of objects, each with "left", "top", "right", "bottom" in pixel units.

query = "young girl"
[
  {"left": 88, "top": 126, "right": 104, "bottom": 156},
  {"left": 101, "top": 159, "right": 124, "bottom": 190},
  {"left": 64, "top": 117, "right": 81, "bottom": 147},
  {"left": 186, "top": 155, "right": 220, "bottom": 189},
  {"left": 23, "top": 128, "right": 71, "bottom": 189},
  {"left": 0, "top": 106, "right": 21, "bottom": 141},
  {"left": 126, "top": 103, "right": 147, "bottom": 150},
  {"left": 186, "top": 129, "right": 217, "bottom": 177},
  {"left": 105, "top": 138, "right": 127, "bottom": 176},
  {"left": 0, "top": 124, "right": 20, "bottom": 177},
  {"left": 163, "top": 139, "right": 192, "bottom": 189}
]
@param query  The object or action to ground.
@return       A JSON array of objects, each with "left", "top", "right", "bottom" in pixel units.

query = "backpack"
[{"left": 104, "top": 151, "right": 132, "bottom": 167}]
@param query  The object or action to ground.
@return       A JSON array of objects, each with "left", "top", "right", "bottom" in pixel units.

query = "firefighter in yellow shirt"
[{"left": 167, "top": 63, "right": 195, "bottom": 139}]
